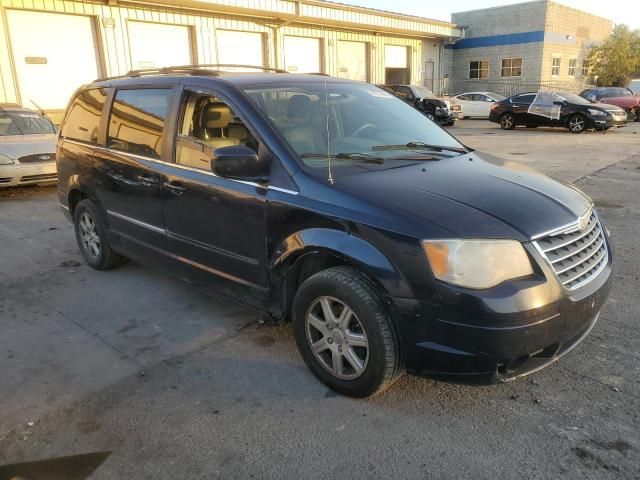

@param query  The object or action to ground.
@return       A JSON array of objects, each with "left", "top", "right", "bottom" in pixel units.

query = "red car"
[{"left": 580, "top": 87, "right": 640, "bottom": 122}]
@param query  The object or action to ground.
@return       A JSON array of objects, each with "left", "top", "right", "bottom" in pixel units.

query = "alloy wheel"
[
  {"left": 79, "top": 212, "right": 101, "bottom": 258},
  {"left": 569, "top": 115, "right": 585, "bottom": 133},
  {"left": 501, "top": 114, "right": 514, "bottom": 129},
  {"left": 305, "top": 296, "right": 369, "bottom": 380}
]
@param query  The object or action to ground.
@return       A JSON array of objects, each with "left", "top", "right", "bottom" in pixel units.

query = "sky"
[{"left": 337, "top": 0, "right": 640, "bottom": 30}]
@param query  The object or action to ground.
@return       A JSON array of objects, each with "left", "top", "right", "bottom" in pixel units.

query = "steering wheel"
[{"left": 351, "top": 123, "right": 377, "bottom": 138}]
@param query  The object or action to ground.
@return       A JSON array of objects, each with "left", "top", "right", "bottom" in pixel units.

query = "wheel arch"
[{"left": 270, "top": 228, "right": 412, "bottom": 322}]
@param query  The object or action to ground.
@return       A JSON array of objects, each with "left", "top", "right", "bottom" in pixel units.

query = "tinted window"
[
  {"left": 456, "top": 94, "right": 471, "bottom": 101},
  {"left": 107, "top": 88, "right": 172, "bottom": 159},
  {"left": 61, "top": 89, "right": 106, "bottom": 143},
  {"left": 0, "top": 110, "right": 56, "bottom": 136},
  {"left": 600, "top": 88, "right": 632, "bottom": 98},
  {"left": 512, "top": 94, "right": 536, "bottom": 104},
  {"left": 395, "top": 86, "right": 414, "bottom": 100}
]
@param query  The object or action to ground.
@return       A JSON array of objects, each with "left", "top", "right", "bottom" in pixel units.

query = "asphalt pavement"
[{"left": 1, "top": 121, "right": 639, "bottom": 479}]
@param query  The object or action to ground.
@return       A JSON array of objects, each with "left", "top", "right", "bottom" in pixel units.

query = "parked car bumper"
[
  {"left": 0, "top": 162, "right": 57, "bottom": 187},
  {"left": 391, "top": 241, "right": 613, "bottom": 383}
]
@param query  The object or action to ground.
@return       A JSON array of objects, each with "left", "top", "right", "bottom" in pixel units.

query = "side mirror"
[
  {"left": 212, "top": 145, "right": 266, "bottom": 181},
  {"left": 553, "top": 100, "right": 565, "bottom": 106}
]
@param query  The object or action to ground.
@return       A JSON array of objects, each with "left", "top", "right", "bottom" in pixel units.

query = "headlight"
[
  {"left": 587, "top": 109, "right": 607, "bottom": 117},
  {"left": 422, "top": 239, "right": 534, "bottom": 289},
  {"left": 0, "top": 154, "right": 15, "bottom": 165}
]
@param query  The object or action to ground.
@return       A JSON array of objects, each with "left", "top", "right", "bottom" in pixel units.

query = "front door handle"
[
  {"left": 136, "top": 174, "right": 161, "bottom": 186},
  {"left": 163, "top": 181, "right": 188, "bottom": 195}
]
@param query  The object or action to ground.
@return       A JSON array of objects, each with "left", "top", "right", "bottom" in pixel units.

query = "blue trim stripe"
[{"left": 445, "top": 30, "right": 545, "bottom": 49}]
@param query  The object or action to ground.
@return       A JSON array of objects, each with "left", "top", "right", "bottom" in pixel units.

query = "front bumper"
[
  {"left": 391, "top": 239, "right": 613, "bottom": 383},
  {"left": 0, "top": 162, "right": 57, "bottom": 187}
]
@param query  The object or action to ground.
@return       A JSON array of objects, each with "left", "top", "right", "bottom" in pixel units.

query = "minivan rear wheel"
[
  {"left": 292, "top": 266, "right": 402, "bottom": 397},
  {"left": 73, "top": 199, "right": 127, "bottom": 270},
  {"left": 500, "top": 112, "right": 515, "bottom": 130}
]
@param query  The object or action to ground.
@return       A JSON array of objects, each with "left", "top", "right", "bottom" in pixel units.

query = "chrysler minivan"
[{"left": 57, "top": 66, "right": 613, "bottom": 397}]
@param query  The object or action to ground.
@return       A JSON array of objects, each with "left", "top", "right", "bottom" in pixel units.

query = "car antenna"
[
  {"left": 30, "top": 99, "right": 55, "bottom": 128},
  {"left": 323, "top": 74, "right": 335, "bottom": 186}
]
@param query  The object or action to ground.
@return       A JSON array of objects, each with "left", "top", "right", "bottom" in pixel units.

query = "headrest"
[
  {"left": 204, "top": 104, "right": 232, "bottom": 128},
  {"left": 227, "top": 125, "right": 248, "bottom": 141},
  {"left": 287, "top": 95, "right": 311, "bottom": 120}
]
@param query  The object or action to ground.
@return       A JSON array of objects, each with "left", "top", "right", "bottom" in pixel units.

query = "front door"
[
  {"left": 160, "top": 88, "right": 269, "bottom": 307},
  {"left": 510, "top": 93, "right": 537, "bottom": 124},
  {"left": 92, "top": 87, "right": 176, "bottom": 266}
]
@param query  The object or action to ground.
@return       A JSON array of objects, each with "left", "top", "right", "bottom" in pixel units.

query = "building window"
[
  {"left": 568, "top": 58, "right": 577, "bottom": 77},
  {"left": 552, "top": 56, "right": 561, "bottom": 77},
  {"left": 501, "top": 58, "right": 522, "bottom": 77},
  {"left": 582, "top": 60, "right": 590, "bottom": 77},
  {"left": 469, "top": 60, "right": 489, "bottom": 79}
]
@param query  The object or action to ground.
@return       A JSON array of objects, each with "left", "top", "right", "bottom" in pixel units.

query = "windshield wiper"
[
  {"left": 372, "top": 141, "right": 471, "bottom": 154},
  {"left": 300, "top": 152, "right": 384, "bottom": 163}
]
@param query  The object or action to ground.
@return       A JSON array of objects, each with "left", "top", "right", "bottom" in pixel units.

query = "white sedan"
[{"left": 450, "top": 92, "right": 506, "bottom": 118}]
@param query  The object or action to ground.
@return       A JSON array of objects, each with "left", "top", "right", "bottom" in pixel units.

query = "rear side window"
[
  {"left": 61, "top": 88, "right": 107, "bottom": 143},
  {"left": 511, "top": 94, "right": 536, "bottom": 104},
  {"left": 107, "top": 88, "right": 172, "bottom": 159}
]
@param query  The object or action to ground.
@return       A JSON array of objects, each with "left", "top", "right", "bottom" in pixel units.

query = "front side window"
[
  {"left": 551, "top": 57, "right": 561, "bottom": 77},
  {"left": 61, "top": 88, "right": 107, "bottom": 143},
  {"left": 176, "top": 91, "right": 258, "bottom": 171},
  {"left": 0, "top": 110, "right": 55, "bottom": 136},
  {"left": 568, "top": 58, "right": 577, "bottom": 77},
  {"left": 107, "top": 88, "right": 173, "bottom": 159},
  {"left": 242, "top": 83, "right": 464, "bottom": 178},
  {"left": 501, "top": 58, "right": 522, "bottom": 77},
  {"left": 394, "top": 86, "right": 414, "bottom": 101},
  {"left": 469, "top": 60, "right": 489, "bottom": 79}
]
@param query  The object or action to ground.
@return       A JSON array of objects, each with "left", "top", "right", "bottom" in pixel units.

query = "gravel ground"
[{"left": 1, "top": 121, "right": 639, "bottom": 479}]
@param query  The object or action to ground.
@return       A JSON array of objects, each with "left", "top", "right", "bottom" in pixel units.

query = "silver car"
[{"left": 0, "top": 104, "right": 57, "bottom": 187}]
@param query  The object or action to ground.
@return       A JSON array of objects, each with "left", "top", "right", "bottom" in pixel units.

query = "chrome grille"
[
  {"left": 18, "top": 153, "right": 56, "bottom": 163},
  {"left": 534, "top": 212, "right": 608, "bottom": 290}
]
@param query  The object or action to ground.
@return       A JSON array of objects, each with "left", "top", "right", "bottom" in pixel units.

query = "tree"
[{"left": 587, "top": 25, "right": 640, "bottom": 87}]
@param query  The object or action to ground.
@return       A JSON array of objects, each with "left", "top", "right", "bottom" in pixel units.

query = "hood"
[
  {"left": 333, "top": 153, "right": 592, "bottom": 240},
  {"left": 0, "top": 134, "right": 57, "bottom": 159}
]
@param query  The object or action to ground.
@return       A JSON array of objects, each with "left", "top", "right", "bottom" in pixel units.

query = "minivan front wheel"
[
  {"left": 292, "top": 267, "right": 402, "bottom": 397},
  {"left": 73, "top": 199, "right": 127, "bottom": 270},
  {"left": 568, "top": 114, "right": 586, "bottom": 133},
  {"left": 500, "top": 112, "right": 515, "bottom": 130}
]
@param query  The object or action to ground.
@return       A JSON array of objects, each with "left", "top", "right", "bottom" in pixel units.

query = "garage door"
[
  {"left": 128, "top": 21, "right": 193, "bottom": 70},
  {"left": 284, "top": 36, "right": 321, "bottom": 73},
  {"left": 337, "top": 40, "right": 367, "bottom": 82},
  {"left": 385, "top": 45, "right": 408, "bottom": 68},
  {"left": 6, "top": 10, "right": 102, "bottom": 110},
  {"left": 216, "top": 30, "right": 264, "bottom": 70}
]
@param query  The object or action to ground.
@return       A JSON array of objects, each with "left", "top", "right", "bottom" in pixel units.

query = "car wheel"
[
  {"left": 627, "top": 109, "right": 638, "bottom": 122},
  {"left": 500, "top": 112, "right": 515, "bottom": 130},
  {"left": 292, "top": 266, "right": 402, "bottom": 398},
  {"left": 73, "top": 199, "right": 127, "bottom": 270},
  {"left": 568, "top": 114, "right": 587, "bottom": 134}
]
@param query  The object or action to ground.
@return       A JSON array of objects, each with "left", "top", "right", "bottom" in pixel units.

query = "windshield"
[
  {"left": 242, "top": 82, "right": 465, "bottom": 177},
  {"left": 0, "top": 110, "right": 55, "bottom": 136},
  {"left": 558, "top": 92, "right": 591, "bottom": 105},
  {"left": 414, "top": 87, "right": 435, "bottom": 98}
]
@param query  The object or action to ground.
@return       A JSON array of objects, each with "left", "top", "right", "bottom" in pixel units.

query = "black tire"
[
  {"left": 444, "top": 120, "right": 455, "bottom": 127},
  {"left": 567, "top": 113, "right": 587, "bottom": 134},
  {"left": 627, "top": 109, "right": 638, "bottom": 122},
  {"left": 292, "top": 266, "right": 402, "bottom": 398},
  {"left": 73, "top": 199, "right": 127, "bottom": 270},
  {"left": 500, "top": 112, "right": 515, "bottom": 130}
]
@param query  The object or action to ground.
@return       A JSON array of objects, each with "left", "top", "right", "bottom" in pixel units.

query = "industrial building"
[
  {"left": 0, "top": 0, "right": 461, "bottom": 119},
  {"left": 445, "top": 1, "right": 613, "bottom": 95}
]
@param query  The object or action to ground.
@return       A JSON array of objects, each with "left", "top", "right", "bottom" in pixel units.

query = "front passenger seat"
[
  {"left": 200, "top": 104, "right": 240, "bottom": 149},
  {"left": 285, "top": 95, "right": 326, "bottom": 154}
]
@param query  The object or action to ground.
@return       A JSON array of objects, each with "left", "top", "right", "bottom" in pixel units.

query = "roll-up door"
[
  {"left": 7, "top": 10, "right": 102, "bottom": 110},
  {"left": 337, "top": 40, "right": 367, "bottom": 82},
  {"left": 216, "top": 30, "right": 265, "bottom": 70},
  {"left": 128, "top": 21, "right": 193, "bottom": 70},
  {"left": 284, "top": 36, "right": 321, "bottom": 73}
]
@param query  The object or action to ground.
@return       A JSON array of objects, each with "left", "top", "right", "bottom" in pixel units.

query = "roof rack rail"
[{"left": 96, "top": 64, "right": 289, "bottom": 82}]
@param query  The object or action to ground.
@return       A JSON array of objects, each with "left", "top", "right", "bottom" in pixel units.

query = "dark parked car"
[
  {"left": 579, "top": 87, "right": 640, "bottom": 122},
  {"left": 489, "top": 91, "right": 627, "bottom": 133},
  {"left": 57, "top": 67, "right": 612, "bottom": 397},
  {"left": 379, "top": 84, "right": 461, "bottom": 126}
]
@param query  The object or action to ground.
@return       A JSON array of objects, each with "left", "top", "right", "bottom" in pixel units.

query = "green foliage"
[{"left": 587, "top": 25, "right": 640, "bottom": 87}]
